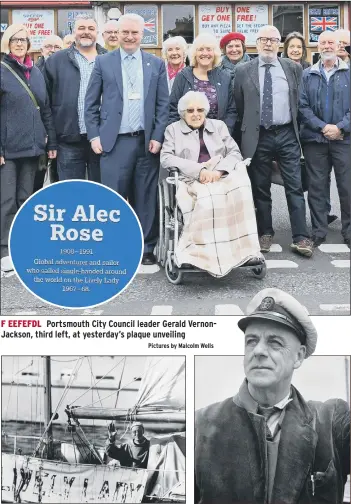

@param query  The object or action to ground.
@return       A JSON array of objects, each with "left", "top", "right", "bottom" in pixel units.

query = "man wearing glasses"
[
  {"left": 234, "top": 25, "right": 313, "bottom": 258},
  {"left": 334, "top": 29, "right": 350, "bottom": 66},
  {"left": 36, "top": 35, "right": 63, "bottom": 74},
  {"left": 102, "top": 20, "right": 120, "bottom": 52}
]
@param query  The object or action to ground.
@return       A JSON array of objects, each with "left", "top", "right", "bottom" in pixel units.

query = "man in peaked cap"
[{"left": 195, "top": 288, "right": 350, "bottom": 504}]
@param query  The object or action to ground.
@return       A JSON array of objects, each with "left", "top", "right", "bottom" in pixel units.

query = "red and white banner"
[{"left": 12, "top": 10, "right": 55, "bottom": 51}]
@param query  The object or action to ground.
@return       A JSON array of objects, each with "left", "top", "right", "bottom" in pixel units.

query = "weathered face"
[
  {"left": 225, "top": 39, "right": 244, "bottom": 62},
  {"left": 336, "top": 31, "right": 350, "bottom": 58},
  {"left": 318, "top": 32, "right": 338, "bottom": 61},
  {"left": 166, "top": 44, "right": 185, "bottom": 66},
  {"left": 184, "top": 102, "right": 206, "bottom": 128},
  {"left": 287, "top": 37, "right": 303, "bottom": 61},
  {"left": 41, "top": 37, "right": 63, "bottom": 58},
  {"left": 103, "top": 24, "right": 119, "bottom": 47},
  {"left": 9, "top": 30, "right": 29, "bottom": 59},
  {"left": 244, "top": 319, "right": 305, "bottom": 393},
  {"left": 132, "top": 426, "right": 143, "bottom": 442},
  {"left": 195, "top": 45, "right": 215, "bottom": 67},
  {"left": 256, "top": 28, "right": 280, "bottom": 61},
  {"left": 118, "top": 20, "right": 143, "bottom": 53},
  {"left": 74, "top": 18, "right": 98, "bottom": 48}
]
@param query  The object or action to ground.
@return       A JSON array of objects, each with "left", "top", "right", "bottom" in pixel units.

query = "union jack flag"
[
  {"left": 144, "top": 18, "right": 156, "bottom": 33},
  {"left": 310, "top": 16, "right": 338, "bottom": 32}
]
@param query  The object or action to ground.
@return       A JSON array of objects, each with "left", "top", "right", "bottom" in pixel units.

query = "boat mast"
[{"left": 43, "top": 356, "right": 54, "bottom": 459}]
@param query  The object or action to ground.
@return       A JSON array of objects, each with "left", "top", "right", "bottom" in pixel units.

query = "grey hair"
[
  {"left": 103, "top": 19, "right": 119, "bottom": 32},
  {"left": 162, "top": 36, "right": 188, "bottom": 59},
  {"left": 178, "top": 91, "right": 210, "bottom": 119},
  {"left": 256, "top": 25, "right": 281, "bottom": 41},
  {"left": 188, "top": 33, "right": 222, "bottom": 67},
  {"left": 73, "top": 14, "right": 98, "bottom": 30},
  {"left": 116, "top": 13, "right": 145, "bottom": 31}
]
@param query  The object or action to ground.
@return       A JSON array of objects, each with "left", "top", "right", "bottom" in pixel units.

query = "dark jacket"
[
  {"left": 169, "top": 66, "right": 237, "bottom": 134},
  {"left": 0, "top": 54, "right": 56, "bottom": 159},
  {"left": 85, "top": 49, "right": 169, "bottom": 153},
  {"left": 282, "top": 56, "right": 311, "bottom": 70},
  {"left": 195, "top": 383, "right": 350, "bottom": 504},
  {"left": 220, "top": 53, "right": 251, "bottom": 84},
  {"left": 44, "top": 43, "right": 106, "bottom": 144},
  {"left": 299, "top": 58, "right": 350, "bottom": 145},
  {"left": 36, "top": 56, "right": 46, "bottom": 74},
  {"left": 234, "top": 57, "right": 302, "bottom": 159}
]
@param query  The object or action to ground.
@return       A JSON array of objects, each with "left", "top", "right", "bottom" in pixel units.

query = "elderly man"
[
  {"left": 36, "top": 35, "right": 63, "bottom": 73},
  {"left": 85, "top": 14, "right": 169, "bottom": 265},
  {"left": 335, "top": 29, "right": 350, "bottom": 65},
  {"left": 63, "top": 34, "right": 75, "bottom": 49},
  {"left": 44, "top": 15, "right": 106, "bottom": 182},
  {"left": 105, "top": 421, "right": 150, "bottom": 468},
  {"left": 195, "top": 288, "right": 350, "bottom": 504},
  {"left": 102, "top": 19, "right": 119, "bottom": 51},
  {"left": 234, "top": 25, "right": 313, "bottom": 258},
  {"left": 299, "top": 31, "right": 350, "bottom": 248}
]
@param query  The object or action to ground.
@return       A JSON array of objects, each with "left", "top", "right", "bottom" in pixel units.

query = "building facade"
[{"left": 0, "top": 0, "right": 349, "bottom": 62}]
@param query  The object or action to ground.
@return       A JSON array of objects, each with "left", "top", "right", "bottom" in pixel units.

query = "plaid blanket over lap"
[{"left": 175, "top": 165, "right": 261, "bottom": 277}]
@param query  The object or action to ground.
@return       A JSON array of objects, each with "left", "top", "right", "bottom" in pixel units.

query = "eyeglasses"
[
  {"left": 44, "top": 44, "right": 62, "bottom": 50},
  {"left": 105, "top": 30, "right": 119, "bottom": 35},
  {"left": 257, "top": 37, "right": 280, "bottom": 45},
  {"left": 186, "top": 108, "right": 205, "bottom": 113},
  {"left": 10, "top": 37, "right": 28, "bottom": 44}
]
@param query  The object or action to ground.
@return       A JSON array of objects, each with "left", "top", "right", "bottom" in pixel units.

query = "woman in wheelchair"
[{"left": 160, "top": 91, "right": 264, "bottom": 278}]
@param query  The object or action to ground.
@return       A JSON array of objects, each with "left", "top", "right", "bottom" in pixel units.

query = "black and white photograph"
[
  {"left": 194, "top": 292, "right": 350, "bottom": 503},
  {"left": 2, "top": 356, "right": 186, "bottom": 503}
]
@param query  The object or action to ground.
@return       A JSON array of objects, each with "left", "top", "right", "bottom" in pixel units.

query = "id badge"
[{"left": 129, "top": 92, "right": 141, "bottom": 100}]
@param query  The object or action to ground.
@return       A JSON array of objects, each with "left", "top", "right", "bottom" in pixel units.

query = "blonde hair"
[
  {"left": 188, "top": 33, "right": 221, "bottom": 68},
  {"left": 162, "top": 36, "right": 188, "bottom": 60},
  {"left": 1, "top": 24, "right": 31, "bottom": 54}
]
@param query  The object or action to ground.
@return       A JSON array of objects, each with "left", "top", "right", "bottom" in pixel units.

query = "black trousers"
[
  {"left": 250, "top": 124, "right": 309, "bottom": 242},
  {"left": 57, "top": 135, "right": 100, "bottom": 182},
  {"left": 0, "top": 157, "right": 38, "bottom": 258},
  {"left": 304, "top": 142, "right": 350, "bottom": 240},
  {"left": 100, "top": 133, "right": 159, "bottom": 253}
]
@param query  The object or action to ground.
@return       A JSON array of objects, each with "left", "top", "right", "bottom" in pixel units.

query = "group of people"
[{"left": 0, "top": 13, "right": 350, "bottom": 275}]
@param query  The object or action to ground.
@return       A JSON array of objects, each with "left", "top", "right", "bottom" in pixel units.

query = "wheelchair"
[{"left": 156, "top": 168, "right": 267, "bottom": 285}]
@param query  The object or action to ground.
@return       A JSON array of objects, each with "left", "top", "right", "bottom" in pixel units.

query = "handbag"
[{"left": 1, "top": 61, "right": 40, "bottom": 110}]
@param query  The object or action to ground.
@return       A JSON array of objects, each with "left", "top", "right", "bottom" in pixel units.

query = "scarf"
[
  {"left": 9, "top": 53, "right": 33, "bottom": 80},
  {"left": 167, "top": 62, "right": 185, "bottom": 82}
]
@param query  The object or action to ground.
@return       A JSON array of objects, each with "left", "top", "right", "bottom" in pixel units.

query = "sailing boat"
[{"left": 1, "top": 356, "right": 186, "bottom": 503}]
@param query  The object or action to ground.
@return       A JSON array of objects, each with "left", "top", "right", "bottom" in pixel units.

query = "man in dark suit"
[
  {"left": 85, "top": 13, "right": 169, "bottom": 265},
  {"left": 234, "top": 26, "right": 313, "bottom": 258}
]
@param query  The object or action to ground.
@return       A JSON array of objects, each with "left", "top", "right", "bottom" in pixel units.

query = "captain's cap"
[
  {"left": 237, "top": 288, "right": 317, "bottom": 358},
  {"left": 131, "top": 422, "right": 144, "bottom": 429}
]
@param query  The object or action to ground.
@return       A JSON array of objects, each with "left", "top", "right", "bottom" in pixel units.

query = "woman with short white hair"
[
  {"left": 162, "top": 36, "right": 188, "bottom": 92},
  {"left": 161, "top": 91, "right": 262, "bottom": 277},
  {"left": 169, "top": 33, "right": 236, "bottom": 134}
]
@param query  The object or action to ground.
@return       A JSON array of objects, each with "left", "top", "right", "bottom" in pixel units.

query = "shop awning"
[{"left": 2, "top": 0, "right": 90, "bottom": 5}]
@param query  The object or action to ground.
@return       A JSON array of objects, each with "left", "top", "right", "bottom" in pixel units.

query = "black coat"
[
  {"left": 234, "top": 57, "right": 302, "bottom": 159},
  {"left": 44, "top": 43, "right": 106, "bottom": 143},
  {"left": 0, "top": 54, "right": 56, "bottom": 159},
  {"left": 169, "top": 66, "right": 237, "bottom": 134},
  {"left": 36, "top": 56, "right": 46, "bottom": 74}
]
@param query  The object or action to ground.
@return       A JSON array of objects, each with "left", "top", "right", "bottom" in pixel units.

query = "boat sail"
[{"left": 1, "top": 356, "right": 186, "bottom": 503}]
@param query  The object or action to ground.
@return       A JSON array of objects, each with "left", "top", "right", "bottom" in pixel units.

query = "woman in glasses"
[
  {"left": 0, "top": 24, "right": 56, "bottom": 273},
  {"left": 161, "top": 91, "right": 262, "bottom": 277},
  {"left": 162, "top": 36, "right": 188, "bottom": 93},
  {"left": 168, "top": 33, "right": 236, "bottom": 135}
]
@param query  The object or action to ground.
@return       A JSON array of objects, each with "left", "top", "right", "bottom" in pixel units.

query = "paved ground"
[{"left": 1, "top": 179, "right": 349, "bottom": 316}]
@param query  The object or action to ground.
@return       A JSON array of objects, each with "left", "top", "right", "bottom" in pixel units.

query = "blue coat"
[
  {"left": 0, "top": 54, "right": 56, "bottom": 159},
  {"left": 84, "top": 49, "right": 169, "bottom": 153},
  {"left": 195, "top": 383, "right": 350, "bottom": 504},
  {"left": 168, "top": 66, "right": 237, "bottom": 134},
  {"left": 299, "top": 58, "right": 350, "bottom": 144},
  {"left": 44, "top": 43, "right": 107, "bottom": 144}
]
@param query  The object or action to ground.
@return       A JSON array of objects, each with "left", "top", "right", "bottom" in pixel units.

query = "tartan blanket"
[{"left": 174, "top": 161, "right": 261, "bottom": 277}]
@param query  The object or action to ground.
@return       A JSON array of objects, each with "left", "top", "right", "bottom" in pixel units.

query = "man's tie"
[
  {"left": 261, "top": 64, "right": 273, "bottom": 129},
  {"left": 125, "top": 55, "right": 140, "bottom": 132},
  {"left": 257, "top": 405, "right": 278, "bottom": 440}
]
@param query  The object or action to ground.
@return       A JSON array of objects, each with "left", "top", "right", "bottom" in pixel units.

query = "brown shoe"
[
  {"left": 290, "top": 239, "right": 314, "bottom": 258},
  {"left": 259, "top": 235, "right": 273, "bottom": 253}
]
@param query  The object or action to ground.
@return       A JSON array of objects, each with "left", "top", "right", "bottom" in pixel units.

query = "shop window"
[
  {"left": 57, "top": 9, "right": 93, "bottom": 38},
  {"left": 272, "top": 5, "right": 304, "bottom": 42},
  {"left": 1, "top": 9, "right": 9, "bottom": 43},
  {"left": 162, "top": 5, "right": 195, "bottom": 44},
  {"left": 308, "top": 5, "right": 340, "bottom": 44}
]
